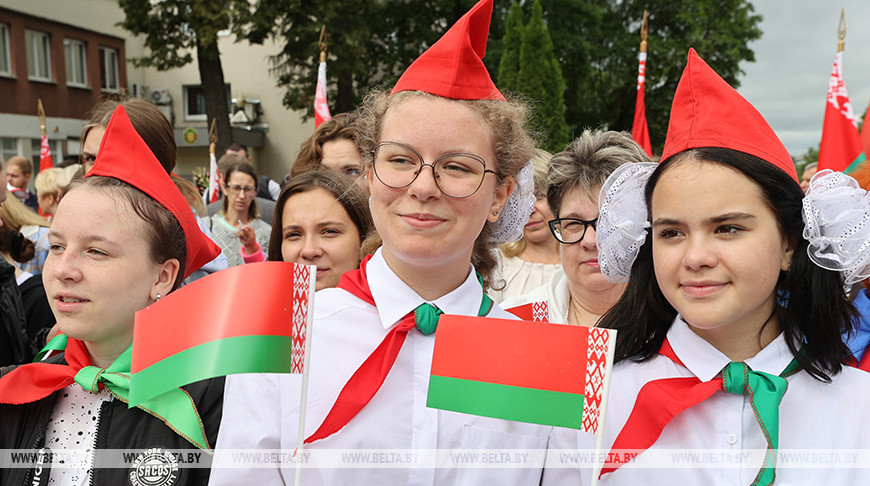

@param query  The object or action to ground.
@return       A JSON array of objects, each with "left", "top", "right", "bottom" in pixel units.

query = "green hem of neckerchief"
[
  {"left": 721, "top": 354, "right": 803, "bottom": 486},
  {"left": 33, "top": 334, "right": 68, "bottom": 362},
  {"left": 62, "top": 342, "right": 212, "bottom": 452},
  {"left": 412, "top": 272, "right": 493, "bottom": 335}
]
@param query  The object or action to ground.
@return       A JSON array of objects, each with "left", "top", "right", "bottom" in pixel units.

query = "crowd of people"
[{"left": 1, "top": 0, "right": 870, "bottom": 484}]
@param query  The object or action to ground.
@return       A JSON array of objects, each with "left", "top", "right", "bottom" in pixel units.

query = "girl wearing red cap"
[
  {"left": 212, "top": 0, "right": 551, "bottom": 484},
  {"left": 0, "top": 107, "right": 225, "bottom": 485},
  {"left": 544, "top": 49, "right": 870, "bottom": 485}
]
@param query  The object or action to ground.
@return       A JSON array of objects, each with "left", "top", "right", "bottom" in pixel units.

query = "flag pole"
[
  {"left": 209, "top": 118, "right": 217, "bottom": 155},
  {"left": 37, "top": 99, "right": 47, "bottom": 138},
  {"left": 319, "top": 24, "right": 327, "bottom": 64},
  {"left": 837, "top": 8, "right": 845, "bottom": 52},
  {"left": 640, "top": 9, "right": 648, "bottom": 54}
]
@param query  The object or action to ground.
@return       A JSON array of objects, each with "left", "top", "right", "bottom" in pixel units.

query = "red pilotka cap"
[
  {"left": 661, "top": 48, "right": 798, "bottom": 183},
  {"left": 391, "top": 0, "right": 503, "bottom": 100},
  {"left": 87, "top": 106, "right": 221, "bottom": 278}
]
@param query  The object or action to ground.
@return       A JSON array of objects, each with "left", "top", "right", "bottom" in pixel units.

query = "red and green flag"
[
  {"left": 129, "top": 262, "right": 315, "bottom": 406},
  {"left": 427, "top": 315, "right": 616, "bottom": 434},
  {"left": 631, "top": 11, "right": 653, "bottom": 158},
  {"left": 820, "top": 49, "right": 864, "bottom": 173}
]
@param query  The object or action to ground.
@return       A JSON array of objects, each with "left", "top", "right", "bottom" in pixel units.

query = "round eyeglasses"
[
  {"left": 548, "top": 217, "right": 598, "bottom": 244},
  {"left": 372, "top": 141, "right": 497, "bottom": 198}
]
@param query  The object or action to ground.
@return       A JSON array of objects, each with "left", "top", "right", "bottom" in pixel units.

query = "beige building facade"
[{"left": 1, "top": 0, "right": 313, "bottom": 182}]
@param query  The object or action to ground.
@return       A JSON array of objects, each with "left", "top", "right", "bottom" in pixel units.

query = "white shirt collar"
[
  {"left": 667, "top": 315, "right": 795, "bottom": 381},
  {"left": 367, "top": 248, "right": 485, "bottom": 331}
]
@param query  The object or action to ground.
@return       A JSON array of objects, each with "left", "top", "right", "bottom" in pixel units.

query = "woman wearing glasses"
[
  {"left": 212, "top": 1, "right": 552, "bottom": 483},
  {"left": 502, "top": 130, "right": 650, "bottom": 326},
  {"left": 204, "top": 162, "right": 271, "bottom": 266}
]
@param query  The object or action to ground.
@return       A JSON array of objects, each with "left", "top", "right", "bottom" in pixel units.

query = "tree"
[
  {"left": 515, "top": 0, "right": 570, "bottom": 152},
  {"left": 497, "top": 2, "right": 524, "bottom": 92},
  {"left": 486, "top": 0, "right": 762, "bottom": 153},
  {"left": 117, "top": 0, "right": 280, "bottom": 155}
]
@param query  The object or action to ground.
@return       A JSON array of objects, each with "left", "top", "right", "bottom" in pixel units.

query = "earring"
[
  {"left": 155, "top": 293, "right": 162, "bottom": 302},
  {"left": 493, "top": 210, "right": 499, "bottom": 216}
]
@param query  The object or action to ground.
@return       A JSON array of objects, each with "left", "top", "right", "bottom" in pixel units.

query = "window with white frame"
[
  {"left": 64, "top": 38, "right": 87, "bottom": 87},
  {"left": 0, "top": 24, "right": 11, "bottom": 76},
  {"left": 99, "top": 46, "right": 119, "bottom": 92},
  {"left": 25, "top": 29, "right": 52, "bottom": 81},
  {"left": 183, "top": 84, "right": 231, "bottom": 121}
]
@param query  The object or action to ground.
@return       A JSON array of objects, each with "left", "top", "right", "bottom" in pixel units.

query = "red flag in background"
[
  {"left": 314, "top": 58, "right": 331, "bottom": 128},
  {"left": 819, "top": 38, "right": 863, "bottom": 172},
  {"left": 631, "top": 11, "right": 652, "bottom": 157},
  {"left": 39, "top": 134, "right": 54, "bottom": 172}
]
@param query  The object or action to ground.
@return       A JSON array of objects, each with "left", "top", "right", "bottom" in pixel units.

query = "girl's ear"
[
  {"left": 780, "top": 237, "right": 797, "bottom": 272},
  {"left": 150, "top": 258, "right": 180, "bottom": 301}
]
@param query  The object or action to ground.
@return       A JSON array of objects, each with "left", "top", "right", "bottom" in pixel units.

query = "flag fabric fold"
[
  {"left": 39, "top": 134, "right": 54, "bottom": 172},
  {"left": 427, "top": 315, "right": 616, "bottom": 434},
  {"left": 129, "top": 262, "right": 315, "bottom": 406},
  {"left": 819, "top": 50, "right": 863, "bottom": 173},
  {"left": 314, "top": 61, "right": 331, "bottom": 128},
  {"left": 632, "top": 51, "right": 653, "bottom": 157},
  {"left": 205, "top": 151, "right": 219, "bottom": 204}
]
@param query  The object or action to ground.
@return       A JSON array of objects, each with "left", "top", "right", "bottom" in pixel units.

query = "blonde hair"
[
  {"left": 356, "top": 89, "right": 535, "bottom": 287},
  {"left": 0, "top": 196, "right": 50, "bottom": 231}
]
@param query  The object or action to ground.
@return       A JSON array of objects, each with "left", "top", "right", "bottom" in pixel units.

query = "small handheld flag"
[
  {"left": 129, "top": 262, "right": 315, "bottom": 406},
  {"left": 427, "top": 315, "right": 616, "bottom": 434},
  {"left": 38, "top": 99, "right": 54, "bottom": 171}
]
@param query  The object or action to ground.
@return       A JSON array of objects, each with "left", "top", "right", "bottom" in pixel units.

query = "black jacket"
[
  {"left": 0, "top": 259, "right": 30, "bottom": 365},
  {"left": 0, "top": 354, "right": 225, "bottom": 485}
]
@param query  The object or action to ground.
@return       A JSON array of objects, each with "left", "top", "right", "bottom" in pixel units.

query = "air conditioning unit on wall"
[{"left": 151, "top": 89, "right": 172, "bottom": 105}]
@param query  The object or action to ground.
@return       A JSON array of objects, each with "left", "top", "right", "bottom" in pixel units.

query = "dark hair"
[
  {"left": 0, "top": 226, "right": 36, "bottom": 263},
  {"left": 61, "top": 177, "right": 188, "bottom": 290},
  {"left": 290, "top": 113, "right": 362, "bottom": 178},
  {"left": 82, "top": 96, "right": 176, "bottom": 173},
  {"left": 268, "top": 171, "right": 373, "bottom": 262},
  {"left": 221, "top": 162, "right": 260, "bottom": 220},
  {"left": 227, "top": 143, "right": 249, "bottom": 157},
  {"left": 600, "top": 147, "right": 855, "bottom": 382}
]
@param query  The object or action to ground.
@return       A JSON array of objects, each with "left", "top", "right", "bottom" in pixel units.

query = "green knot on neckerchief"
[
  {"left": 72, "top": 345, "right": 213, "bottom": 452},
  {"left": 412, "top": 272, "right": 494, "bottom": 335},
  {"left": 720, "top": 358, "right": 800, "bottom": 486}
]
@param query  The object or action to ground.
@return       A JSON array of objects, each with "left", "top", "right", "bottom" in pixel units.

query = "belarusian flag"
[
  {"left": 314, "top": 60, "right": 331, "bottom": 128},
  {"left": 427, "top": 315, "right": 616, "bottom": 434},
  {"left": 861, "top": 97, "right": 870, "bottom": 161},
  {"left": 129, "top": 262, "right": 315, "bottom": 406},
  {"left": 39, "top": 134, "right": 53, "bottom": 171},
  {"left": 632, "top": 51, "right": 653, "bottom": 158},
  {"left": 819, "top": 50, "right": 863, "bottom": 173}
]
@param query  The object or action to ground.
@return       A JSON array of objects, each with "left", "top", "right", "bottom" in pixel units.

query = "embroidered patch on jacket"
[{"left": 128, "top": 447, "right": 179, "bottom": 486}]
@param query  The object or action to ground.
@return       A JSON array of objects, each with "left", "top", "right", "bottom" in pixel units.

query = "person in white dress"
[
  {"left": 501, "top": 130, "right": 650, "bottom": 326},
  {"left": 543, "top": 49, "right": 870, "bottom": 486},
  {"left": 210, "top": 1, "right": 551, "bottom": 484}
]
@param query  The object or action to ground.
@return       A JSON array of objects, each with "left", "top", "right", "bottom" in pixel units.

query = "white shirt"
[
  {"left": 488, "top": 250, "right": 561, "bottom": 304},
  {"left": 542, "top": 317, "right": 870, "bottom": 485},
  {"left": 211, "top": 249, "right": 552, "bottom": 485},
  {"left": 500, "top": 269, "right": 571, "bottom": 324}
]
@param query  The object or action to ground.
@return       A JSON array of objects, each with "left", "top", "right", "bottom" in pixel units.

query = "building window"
[
  {"left": 99, "top": 46, "right": 119, "bottom": 92},
  {"left": 0, "top": 24, "right": 11, "bottom": 76},
  {"left": 25, "top": 30, "right": 52, "bottom": 81},
  {"left": 183, "top": 84, "right": 231, "bottom": 121},
  {"left": 64, "top": 38, "right": 87, "bottom": 87},
  {"left": 0, "top": 138, "right": 20, "bottom": 162}
]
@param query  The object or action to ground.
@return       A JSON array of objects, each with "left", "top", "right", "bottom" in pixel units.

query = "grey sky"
[{"left": 739, "top": 1, "right": 870, "bottom": 156}]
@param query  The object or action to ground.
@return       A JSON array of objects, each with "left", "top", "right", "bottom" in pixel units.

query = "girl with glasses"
[
  {"left": 502, "top": 130, "right": 650, "bottom": 327},
  {"left": 204, "top": 162, "right": 271, "bottom": 267},
  {"left": 212, "top": 1, "right": 552, "bottom": 483}
]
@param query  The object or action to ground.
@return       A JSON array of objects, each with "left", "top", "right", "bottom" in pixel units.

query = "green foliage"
[
  {"left": 514, "top": 0, "right": 570, "bottom": 152},
  {"left": 497, "top": 3, "right": 524, "bottom": 92},
  {"left": 801, "top": 145, "right": 820, "bottom": 168},
  {"left": 487, "top": 0, "right": 762, "bottom": 154}
]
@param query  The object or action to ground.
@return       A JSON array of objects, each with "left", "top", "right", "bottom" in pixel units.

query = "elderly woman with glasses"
[
  {"left": 204, "top": 162, "right": 271, "bottom": 266},
  {"left": 502, "top": 130, "right": 650, "bottom": 326}
]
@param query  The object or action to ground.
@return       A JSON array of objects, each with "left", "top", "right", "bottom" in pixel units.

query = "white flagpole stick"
[
  {"left": 590, "top": 329, "right": 617, "bottom": 486},
  {"left": 294, "top": 263, "right": 317, "bottom": 486}
]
